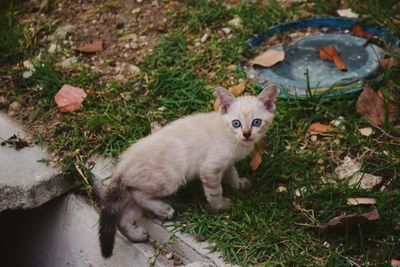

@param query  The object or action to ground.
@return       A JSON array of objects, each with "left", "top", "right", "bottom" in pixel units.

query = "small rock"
[
  {"left": 48, "top": 43, "right": 60, "bottom": 54},
  {"left": 277, "top": 186, "right": 287, "bottom": 192},
  {"left": 310, "top": 135, "right": 317, "bottom": 142},
  {"left": 119, "top": 33, "right": 138, "bottom": 41},
  {"left": 131, "top": 7, "right": 141, "bottom": 14},
  {"left": 165, "top": 252, "right": 173, "bottom": 259},
  {"left": 9, "top": 101, "right": 21, "bottom": 112},
  {"left": 0, "top": 96, "right": 8, "bottom": 109},
  {"left": 335, "top": 156, "right": 361, "bottom": 179},
  {"left": 337, "top": 8, "right": 359, "bottom": 19},
  {"left": 228, "top": 16, "right": 242, "bottom": 28},
  {"left": 60, "top": 57, "right": 78, "bottom": 69},
  {"left": 136, "top": 0, "right": 143, "bottom": 3},
  {"left": 359, "top": 127, "right": 373, "bottom": 137},
  {"left": 200, "top": 33, "right": 209, "bottom": 43},
  {"left": 130, "top": 42, "right": 139, "bottom": 49},
  {"left": 52, "top": 24, "right": 76, "bottom": 41},
  {"left": 348, "top": 172, "right": 383, "bottom": 190},
  {"left": 22, "top": 70, "right": 33, "bottom": 79},
  {"left": 221, "top": 27, "right": 232, "bottom": 35}
]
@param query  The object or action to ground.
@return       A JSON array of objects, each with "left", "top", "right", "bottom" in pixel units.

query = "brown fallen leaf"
[
  {"left": 250, "top": 150, "right": 262, "bottom": 171},
  {"left": 319, "top": 46, "right": 347, "bottom": 71},
  {"left": 357, "top": 84, "right": 398, "bottom": 126},
  {"left": 250, "top": 48, "right": 285, "bottom": 67},
  {"left": 55, "top": 84, "right": 87, "bottom": 112},
  {"left": 392, "top": 259, "right": 400, "bottom": 267},
  {"left": 379, "top": 58, "right": 398, "bottom": 69},
  {"left": 76, "top": 40, "right": 103, "bottom": 53},
  {"left": 352, "top": 25, "right": 374, "bottom": 40},
  {"left": 319, "top": 209, "right": 379, "bottom": 230},
  {"left": 308, "top": 122, "right": 332, "bottom": 134},
  {"left": 346, "top": 197, "right": 376, "bottom": 206},
  {"left": 229, "top": 80, "right": 249, "bottom": 96}
]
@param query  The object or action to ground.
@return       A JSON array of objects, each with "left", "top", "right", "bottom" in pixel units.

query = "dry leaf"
[
  {"left": 308, "top": 122, "right": 332, "bottom": 134},
  {"left": 392, "top": 259, "right": 400, "bottom": 267},
  {"left": 359, "top": 127, "right": 373, "bottom": 136},
  {"left": 357, "top": 84, "right": 398, "bottom": 126},
  {"left": 250, "top": 151, "right": 262, "bottom": 171},
  {"left": 319, "top": 209, "right": 379, "bottom": 230},
  {"left": 347, "top": 198, "right": 376, "bottom": 206},
  {"left": 352, "top": 25, "right": 374, "bottom": 40},
  {"left": 335, "top": 156, "right": 361, "bottom": 179},
  {"left": 348, "top": 172, "right": 383, "bottom": 190},
  {"left": 319, "top": 46, "right": 347, "bottom": 71},
  {"left": 379, "top": 58, "right": 398, "bottom": 69},
  {"left": 77, "top": 40, "right": 103, "bottom": 53},
  {"left": 250, "top": 49, "right": 285, "bottom": 67},
  {"left": 229, "top": 80, "right": 248, "bottom": 96},
  {"left": 55, "top": 84, "right": 87, "bottom": 112}
]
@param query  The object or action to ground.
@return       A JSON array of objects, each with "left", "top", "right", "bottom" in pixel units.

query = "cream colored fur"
[{"left": 101, "top": 85, "right": 278, "bottom": 248}]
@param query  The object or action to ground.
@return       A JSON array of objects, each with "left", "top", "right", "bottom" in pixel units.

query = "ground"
[{"left": 0, "top": 0, "right": 400, "bottom": 266}]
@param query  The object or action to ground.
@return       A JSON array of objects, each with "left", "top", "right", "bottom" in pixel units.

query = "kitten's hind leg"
[
  {"left": 131, "top": 191, "right": 175, "bottom": 220},
  {"left": 118, "top": 200, "right": 148, "bottom": 242},
  {"left": 223, "top": 165, "right": 252, "bottom": 191}
]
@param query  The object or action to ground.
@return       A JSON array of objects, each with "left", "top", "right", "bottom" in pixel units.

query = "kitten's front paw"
[
  {"left": 239, "top": 177, "right": 252, "bottom": 191},
  {"left": 156, "top": 205, "right": 175, "bottom": 220},
  {"left": 209, "top": 197, "right": 232, "bottom": 211}
]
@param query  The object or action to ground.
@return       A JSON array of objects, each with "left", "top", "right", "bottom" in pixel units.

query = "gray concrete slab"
[
  {"left": 0, "top": 194, "right": 173, "bottom": 267},
  {"left": 0, "top": 112, "right": 71, "bottom": 211}
]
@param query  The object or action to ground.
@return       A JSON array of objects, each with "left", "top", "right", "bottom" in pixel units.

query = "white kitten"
[{"left": 99, "top": 85, "right": 278, "bottom": 258}]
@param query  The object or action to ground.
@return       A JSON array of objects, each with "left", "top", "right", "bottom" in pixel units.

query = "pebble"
[
  {"left": 221, "top": 27, "right": 232, "bottom": 35},
  {"left": 310, "top": 135, "right": 317, "bottom": 142},
  {"left": 200, "top": 33, "right": 209, "bottom": 43},
  {"left": 22, "top": 70, "right": 33, "bottom": 79},
  {"left": 131, "top": 7, "right": 141, "bottom": 14},
  {"left": 48, "top": 43, "right": 60, "bottom": 54},
  {"left": 52, "top": 24, "right": 76, "bottom": 41},
  {"left": 228, "top": 16, "right": 242, "bottom": 28},
  {"left": 136, "top": 0, "right": 143, "bottom": 3}
]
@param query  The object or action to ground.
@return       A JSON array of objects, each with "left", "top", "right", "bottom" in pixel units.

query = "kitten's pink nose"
[{"left": 243, "top": 131, "right": 251, "bottom": 139}]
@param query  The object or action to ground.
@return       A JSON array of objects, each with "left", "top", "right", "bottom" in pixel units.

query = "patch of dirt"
[{"left": 18, "top": 0, "right": 183, "bottom": 83}]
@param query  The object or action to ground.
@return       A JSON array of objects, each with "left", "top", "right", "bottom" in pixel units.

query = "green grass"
[{"left": 1, "top": 0, "right": 400, "bottom": 266}]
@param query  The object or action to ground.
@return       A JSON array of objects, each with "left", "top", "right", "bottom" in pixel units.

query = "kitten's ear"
[
  {"left": 258, "top": 84, "right": 279, "bottom": 113},
  {"left": 215, "top": 86, "right": 235, "bottom": 114}
]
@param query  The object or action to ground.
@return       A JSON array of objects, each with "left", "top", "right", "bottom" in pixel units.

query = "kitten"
[{"left": 99, "top": 85, "right": 278, "bottom": 258}]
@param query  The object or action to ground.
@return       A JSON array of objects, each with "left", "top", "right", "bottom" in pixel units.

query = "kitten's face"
[{"left": 217, "top": 86, "right": 278, "bottom": 145}]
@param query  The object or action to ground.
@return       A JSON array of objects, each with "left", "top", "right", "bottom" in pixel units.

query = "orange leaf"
[
  {"left": 77, "top": 40, "right": 103, "bottom": 53},
  {"left": 319, "top": 46, "right": 347, "bottom": 71},
  {"left": 55, "top": 84, "right": 87, "bottom": 112},
  {"left": 357, "top": 84, "right": 398, "bottom": 126},
  {"left": 352, "top": 25, "right": 373, "bottom": 39},
  {"left": 379, "top": 58, "right": 398, "bottom": 69},
  {"left": 250, "top": 151, "right": 262, "bottom": 171},
  {"left": 308, "top": 122, "right": 332, "bottom": 133},
  {"left": 319, "top": 209, "right": 379, "bottom": 230},
  {"left": 250, "top": 49, "right": 285, "bottom": 67},
  {"left": 228, "top": 80, "right": 248, "bottom": 96}
]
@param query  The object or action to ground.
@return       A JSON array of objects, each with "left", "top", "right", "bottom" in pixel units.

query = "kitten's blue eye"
[
  {"left": 252, "top": 119, "right": 262, "bottom": 127},
  {"left": 232, "top": 120, "right": 241, "bottom": 128}
]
